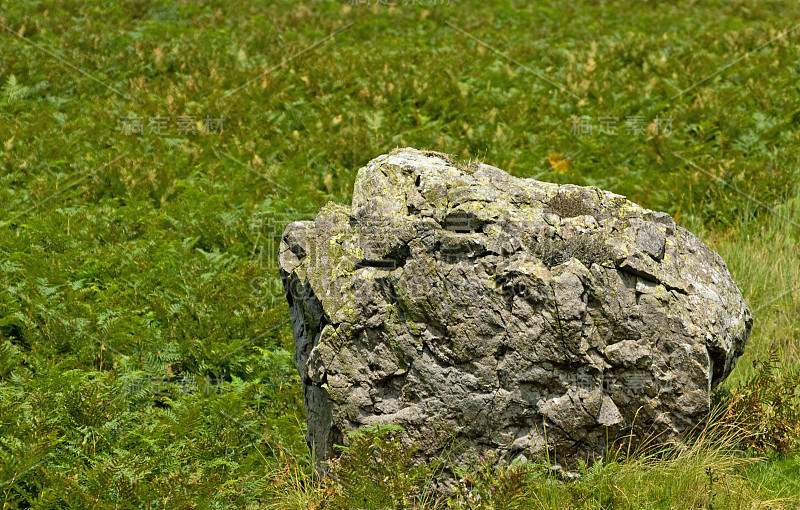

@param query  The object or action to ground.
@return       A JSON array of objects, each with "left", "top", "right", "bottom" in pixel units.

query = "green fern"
[{"left": 1, "top": 74, "right": 29, "bottom": 104}]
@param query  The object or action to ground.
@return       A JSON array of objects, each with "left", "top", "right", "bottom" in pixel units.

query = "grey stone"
[{"left": 278, "top": 148, "right": 752, "bottom": 475}]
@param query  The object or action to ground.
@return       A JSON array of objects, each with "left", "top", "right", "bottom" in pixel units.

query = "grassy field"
[{"left": 1, "top": 0, "right": 800, "bottom": 507}]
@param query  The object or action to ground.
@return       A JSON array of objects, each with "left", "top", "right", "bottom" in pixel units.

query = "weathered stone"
[{"left": 278, "top": 148, "right": 752, "bottom": 475}]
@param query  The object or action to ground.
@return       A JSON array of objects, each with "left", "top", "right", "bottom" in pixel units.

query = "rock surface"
[{"left": 278, "top": 148, "right": 752, "bottom": 473}]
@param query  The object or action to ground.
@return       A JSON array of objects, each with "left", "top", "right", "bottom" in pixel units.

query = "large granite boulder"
[{"left": 278, "top": 148, "right": 751, "bottom": 474}]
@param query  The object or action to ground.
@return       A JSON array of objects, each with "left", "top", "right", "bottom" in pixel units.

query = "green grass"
[{"left": 1, "top": 0, "right": 799, "bottom": 507}]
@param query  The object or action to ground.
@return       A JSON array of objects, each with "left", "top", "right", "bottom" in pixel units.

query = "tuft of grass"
[
  {"left": 531, "top": 232, "right": 613, "bottom": 268},
  {"left": 545, "top": 192, "right": 599, "bottom": 219},
  {"left": 310, "top": 414, "right": 797, "bottom": 509},
  {"left": 694, "top": 194, "right": 800, "bottom": 385},
  {"left": 713, "top": 346, "right": 800, "bottom": 456},
  {"left": 320, "top": 424, "right": 443, "bottom": 510}
]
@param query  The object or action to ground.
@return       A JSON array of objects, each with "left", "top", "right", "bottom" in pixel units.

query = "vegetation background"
[{"left": 1, "top": 0, "right": 799, "bottom": 508}]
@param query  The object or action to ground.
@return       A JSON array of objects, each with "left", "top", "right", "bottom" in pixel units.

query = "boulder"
[{"left": 278, "top": 148, "right": 752, "bottom": 474}]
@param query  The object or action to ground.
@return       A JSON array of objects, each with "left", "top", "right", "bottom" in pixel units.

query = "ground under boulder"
[{"left": 278, "top": 148, "right": 752, "bottom": 474}]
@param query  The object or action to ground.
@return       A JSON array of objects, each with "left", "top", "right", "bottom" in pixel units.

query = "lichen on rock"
[{"left": 278, "top": 148, "right": 752, "bottom": 476}]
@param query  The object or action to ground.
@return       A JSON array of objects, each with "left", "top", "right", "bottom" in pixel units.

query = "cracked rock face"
[{"left": 278, "top": 148, "right": 752, "bottom": 473}]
